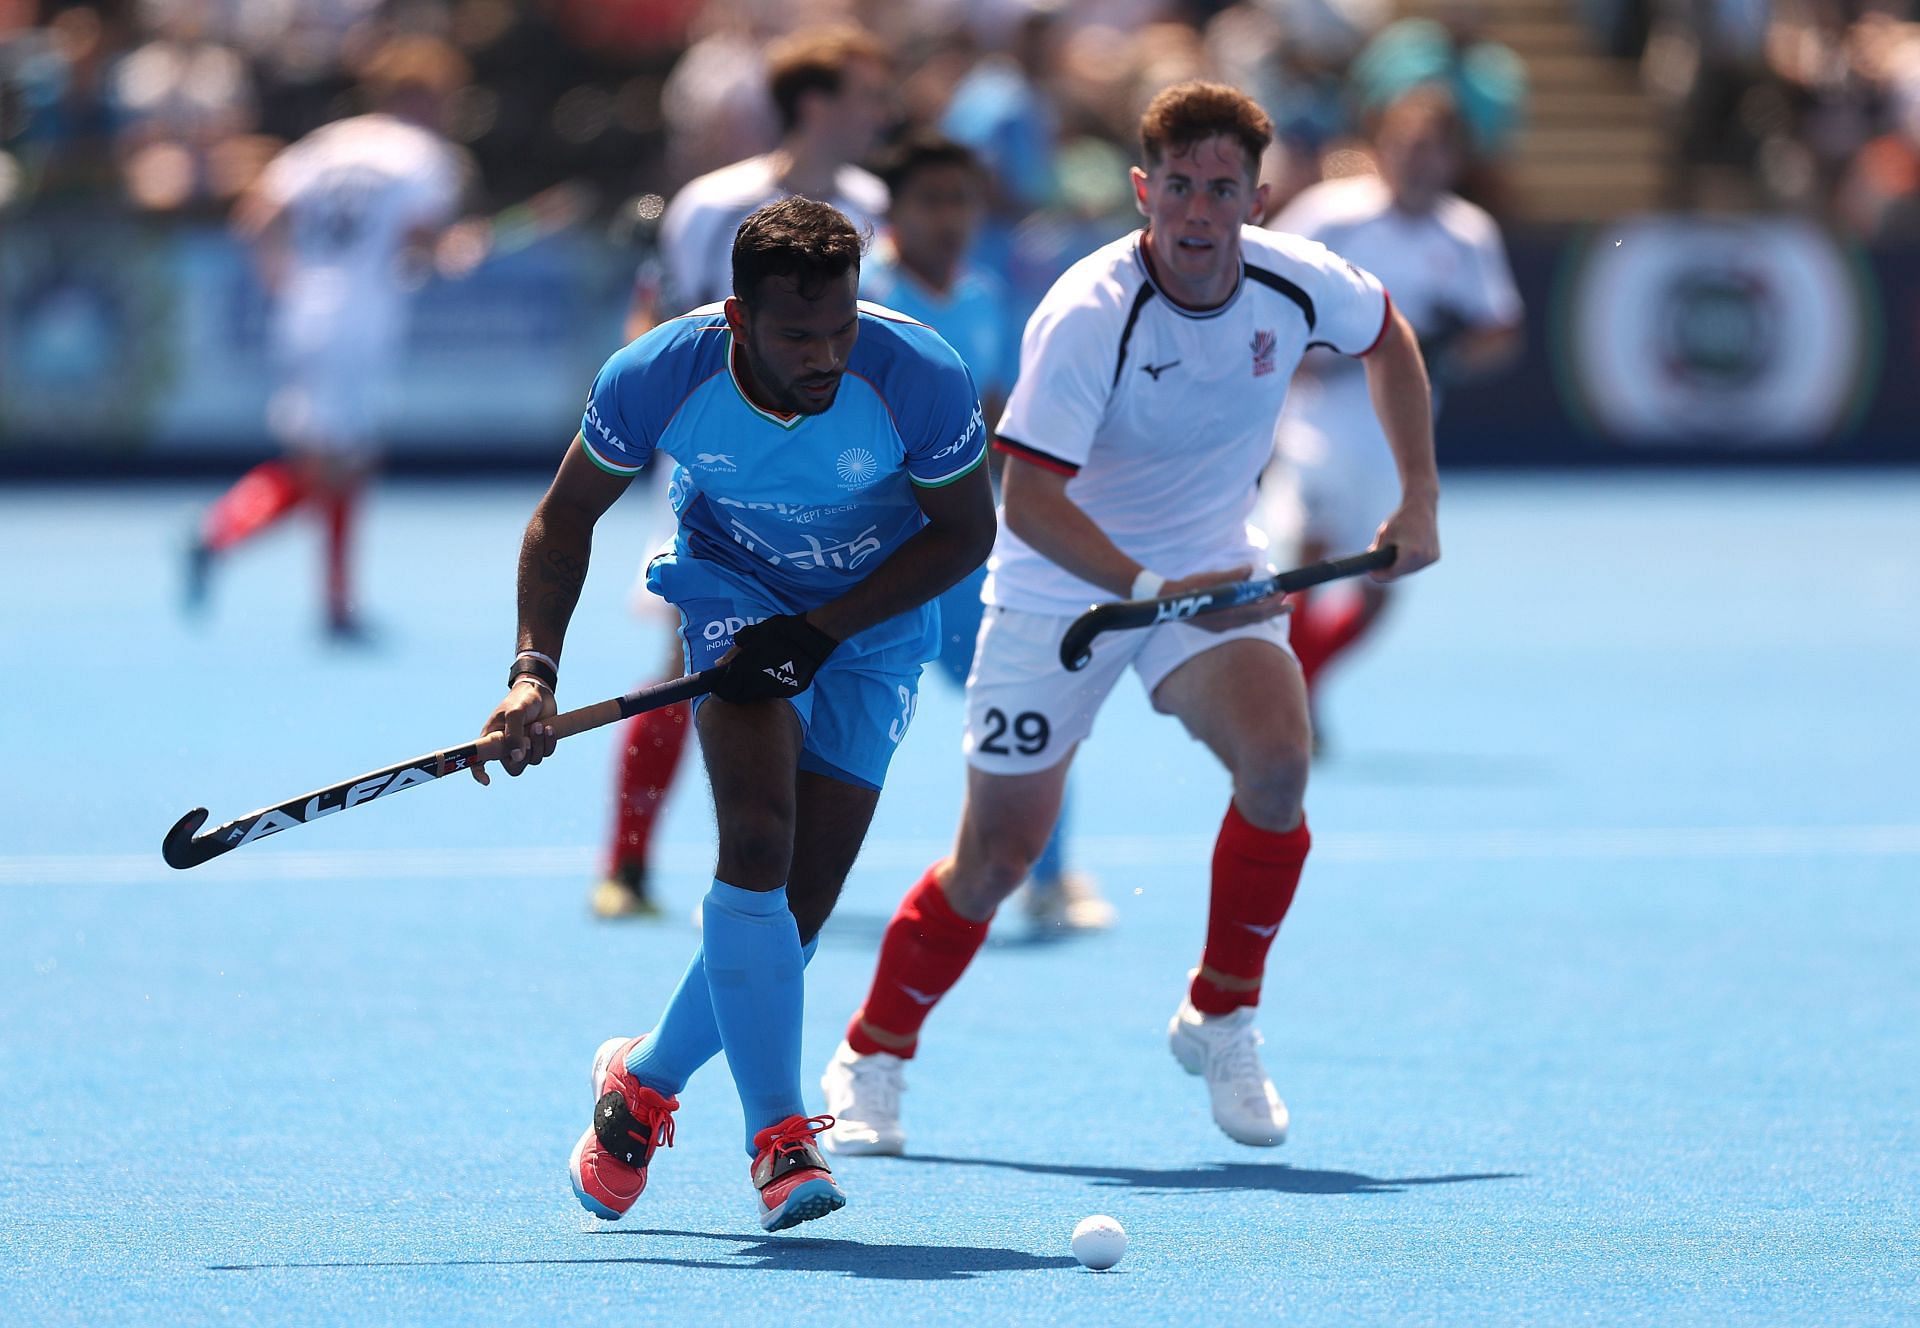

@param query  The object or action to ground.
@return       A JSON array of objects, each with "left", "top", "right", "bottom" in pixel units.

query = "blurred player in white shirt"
[
  {"left": 185, "top": 37, "right": 472, "bottom": 641},
  {"left": 594, "top": 25, "right": 896, "bottom": 920},
  {"left": 862, "top": 134, "right": 1111, "bottom": 932},
  {"left": 821, "top": 82, "right": 1441, "bottom": 1155},
  {"left": 1263, "top": 86, "right": 1522, "bottom": 727}
]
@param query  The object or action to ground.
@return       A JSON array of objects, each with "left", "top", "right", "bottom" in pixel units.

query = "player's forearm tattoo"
[{"left": 516, "top": 509, "right": 592, "bottom": 655}]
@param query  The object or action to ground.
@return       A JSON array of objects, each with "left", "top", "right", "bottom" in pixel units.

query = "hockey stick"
[
  {"left": 161, "top": 669, "right": 719, "bottom": 870},
  {"left": 1059, "top": 545, "right": 1397, "bottom": 671}
]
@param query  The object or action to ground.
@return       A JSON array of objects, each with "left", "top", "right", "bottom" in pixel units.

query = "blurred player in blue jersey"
[
  {"left": 591, "top": 24, "right": 895, "bottom": 920},
  {"left": 471, "top": 198, "right": 994, "bottom": 1231},
  {"left": 862, "top": 133, "right": 1111, "bottom": 931}
]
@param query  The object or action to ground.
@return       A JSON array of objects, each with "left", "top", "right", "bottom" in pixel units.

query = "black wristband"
[{"left": 509, "top": 654, "right": 558, "bottom": 691}]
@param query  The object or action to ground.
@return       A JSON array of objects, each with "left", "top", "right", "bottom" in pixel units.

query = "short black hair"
[
  {"left": 876, "top": 134, "right": 984, "bottom": 199},
  {"left": 731, "top": 196, "right": 865, "bottom": 305}
]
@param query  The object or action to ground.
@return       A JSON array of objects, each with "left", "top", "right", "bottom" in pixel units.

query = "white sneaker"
[
  {"left": 1018, "top": 870, "right": 1116, "bottom": 931},
  {"left": 819, "top": 1039, "right": 907, "bottom": 1155},
  {"left": 1167, "top": 995, "right": 1290, "bottom": 1147}
]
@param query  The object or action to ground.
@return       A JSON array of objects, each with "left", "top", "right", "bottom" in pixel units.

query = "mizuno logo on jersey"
[{"left": 1140, "top": 359, "right": 1181, "bottom": 380}]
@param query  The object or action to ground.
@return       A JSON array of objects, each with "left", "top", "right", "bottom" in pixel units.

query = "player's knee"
[
  {"left": 715, "top": 805, "right": 796, "bottom": 884},
  {"left": 973, "top": 821, "right": 1053, "bottom": 894},
  {"left": 1232, "top": 737, "right": 1310, "bottom": 819}
]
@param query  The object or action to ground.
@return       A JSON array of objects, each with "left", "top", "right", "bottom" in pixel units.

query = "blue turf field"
[{"left": 3, "top": 472, "right": 1917, "bottom": 1325}]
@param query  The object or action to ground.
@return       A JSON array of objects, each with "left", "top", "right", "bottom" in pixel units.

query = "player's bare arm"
[
  {"left": 472, "top": 436, "right": 632, "bottom": 785},
  {"left": 803, "top": 462, "right": 997, "bottom": 643},
  {"left": 1363, "top": 305, "right": 1442, "bottom": 582},
  {"left": 999, "top": 455, "right": 1271, "bottom": 629}
]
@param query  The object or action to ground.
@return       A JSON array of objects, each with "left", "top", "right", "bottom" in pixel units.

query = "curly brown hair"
[
  {"left": 731, "top": 196, "right": 865, "bottom": 305},
  {"left": 1138, "top": 81, "right": 1273, "bottom": 179}
]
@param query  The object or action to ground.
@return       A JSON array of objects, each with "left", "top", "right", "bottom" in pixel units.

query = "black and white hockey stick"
[
  {"left": 161, "top": 670, "right": 718, "bottom": 870},
  {"left": 1058, "top": 545, "right": 1397, "bottom": 671}
]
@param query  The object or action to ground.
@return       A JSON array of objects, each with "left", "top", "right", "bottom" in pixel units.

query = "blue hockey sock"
[
  {"left": 695, "top": 879, "right": 807, "bottom": 1155},
  {"left": 627, "top": 932, "right": 819, "bottom": 1097}
]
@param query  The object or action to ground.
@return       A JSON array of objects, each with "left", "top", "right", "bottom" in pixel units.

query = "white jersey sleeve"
[
  {"left": 1285, "top": 235, "right": 1391, "bottom": 357},
  {"left": 659, "top": 185, "right": 735, "bottom": 311},
  {"left": 993, "top": 265, "right": 1125, "bottom": 473},
  {"left": 1441, "top": 197, "right": 1523, "bottom": 328}
]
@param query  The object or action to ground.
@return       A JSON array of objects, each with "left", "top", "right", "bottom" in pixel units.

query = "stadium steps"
[{"left": 1395, "top": 0, "right": 1671, "bottom": 221}]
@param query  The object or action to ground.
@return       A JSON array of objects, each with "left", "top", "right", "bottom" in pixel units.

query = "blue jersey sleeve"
[
  {"left": 856, "top": 311, "right": 987, "bottom": 488},
  {"left": 907, "top": 356, "right": 986, "bottom": 488},
  {"left": 579, "top": 313, "right": 729, "bottom": 476}
]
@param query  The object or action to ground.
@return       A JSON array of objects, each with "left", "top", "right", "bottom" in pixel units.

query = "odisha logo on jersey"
[
  {"left": 1251, "top": 329, "right": 1278, "bottom": 378},
  {"left": 835, "top": 447, "right": 878, "bottom": 486}
]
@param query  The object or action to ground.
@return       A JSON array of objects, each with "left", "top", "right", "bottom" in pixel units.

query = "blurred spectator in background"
[
  {"left": 113, "top": 0, "right": 262, "bottom": 214},
  {"left": 593, "top": 22, "right": 896, "bottom": 921},
  {"left": 1841, "top": 39, "right": 1920, "bottom": 238},
  {"left": 862, "top": 132, "right": 1111, "bottom": 929},
  {"left": 184, "top": 34, "right": 475, "bottom": 641},
  {"left": 1, "top": 4, "right": 124, "bottom": 207},
  {"left": 1261, "top": 84, "right": 1522, "bottom": 742},
  {"left": 942, "top": 4, "right": 1059, "bottom": 223},
  {"left": 1641, "top": 0, "right": 1774, "bottom": 203}
]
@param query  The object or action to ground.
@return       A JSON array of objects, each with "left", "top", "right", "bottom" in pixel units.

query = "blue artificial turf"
[{"left": 2, "top": 472, "right": 1916, "bottom": 1325}]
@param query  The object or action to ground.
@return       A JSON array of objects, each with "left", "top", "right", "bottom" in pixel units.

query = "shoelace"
[
  {"left": 851, "top": 1056, "right": 905, "bottom": 1115},
  {"left": 764, "top": 1113, "right": 835, "bottom": 1156},
  {"left": 622, "top": 1090, "right": 678, "bottom": 1153},
  {"left": 1210, "top": 1023, "right": 1269, "bottom": 1089}
]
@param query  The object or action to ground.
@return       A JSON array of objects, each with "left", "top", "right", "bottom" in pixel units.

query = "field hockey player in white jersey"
[
  {"left": 820, "top": 81, "right": 1441, "bottom": 1154},
  {"left": 1263, "top": 85, "right": 1523, "bottom": 736},
  {"left": 184, "top": 37, "right": 473, "bottom": 642}
]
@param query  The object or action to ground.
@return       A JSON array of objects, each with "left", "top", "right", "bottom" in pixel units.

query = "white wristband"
[
  {"left": 514, "top": 649, "right": 559, "bottom": 673},
  {"left": 1129, "top": 569, "right": 1165, "bottom": 601}
]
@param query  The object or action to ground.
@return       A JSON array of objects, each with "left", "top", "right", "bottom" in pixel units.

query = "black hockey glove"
[{"left": 710, "top": 613, "right": 840, "bottom": 704}]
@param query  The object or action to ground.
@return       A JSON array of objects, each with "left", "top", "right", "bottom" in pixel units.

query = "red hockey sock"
[
  {"left": 606, "top": 700, "right": 692, "bottom": 874},
  {"left": 201, "top": 460, "right": 308, "bottom": 552},
  {"left": 1188, "top": 805, "right": 1311, "bottom": 1015},
  {"left": 847, "top": 865, "right": 990, "bottom": 1058},
  {"left": 322, "top": 485, "right": 357, "bottom": 624},
  {"left": 1289, "top": 589, "right": 1372, "bottom": 688}
]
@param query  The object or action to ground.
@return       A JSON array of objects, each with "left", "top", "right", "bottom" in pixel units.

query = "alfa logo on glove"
[{"left": 711, "top": 614, "right": 839, "bottom": 704}]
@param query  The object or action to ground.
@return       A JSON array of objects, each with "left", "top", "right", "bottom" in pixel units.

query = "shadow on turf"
[
  {"left": 896, "top": 1154, "right": 1521, "bottom": 1196},
  {"left": 209, "top": 1229, "right": 1078, "bottom": 1282}
]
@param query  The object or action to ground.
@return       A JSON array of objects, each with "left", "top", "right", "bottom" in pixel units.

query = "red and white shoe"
[
  {"left": 751, "top": 1114, "right": 847, "bottom": 1232},
  {"left": 569, "top": 1036, "right": 678, "bottom": 1221}
]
